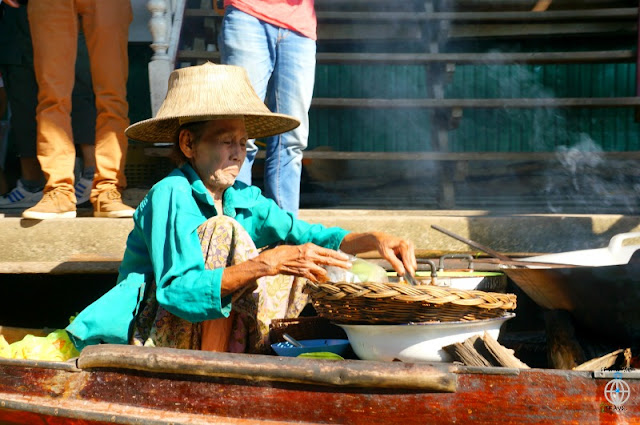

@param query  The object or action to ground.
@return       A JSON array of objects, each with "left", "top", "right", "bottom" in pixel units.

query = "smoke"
[
  {"left": 454, "top": 54, "right": 639, "bottom": 213},
  {"left": 544, "top": 134, "right": 637, "bottom": 213}
]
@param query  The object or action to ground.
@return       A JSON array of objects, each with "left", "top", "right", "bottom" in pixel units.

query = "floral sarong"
[{"left": 131, "top": 215, "right": 308, "bottom": 353}]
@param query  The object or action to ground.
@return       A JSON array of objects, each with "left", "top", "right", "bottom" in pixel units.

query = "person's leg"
[
  {"left": 78, "top": 0, "right": 133, "bottom": 217},
  {"left": 0, "top": 159, "right": 43, "bottom": 209},
  {"left": 132, "top": 216, "right": 256, "bottom": 350},
  {"left": 199, "top": 216, "right": 259, "bottom": 352},
  {"left": 263, "top": 31, "right": 316, "bottom": 216},
  {"left": 22, "top": 0, "right": 77, "bottom": 218},
  {"left": 219, "top": 6, "right": 276, "bottom": 186},
  {"left": 18, "top": 158, "right": 42, "bottom": 184},
  {"left": 74, "top": 144, "right": 95, "bottom": 206},
  {"left": 78, "top": 144, "right": 96, "bottom": 170},
  {"left": 0, "top": 63, "right": 44, "bottom": 191},
  {"left": 71, "top": 27, "right": 96, "bottom": 205},
  {"left": 27, "top": 0, "right": 77, "bottom": 195},
  {"left": 0, "top": 15, "right": 44, "bottom": 209}
]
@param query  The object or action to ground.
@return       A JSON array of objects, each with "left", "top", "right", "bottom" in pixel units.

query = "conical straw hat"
[{"left": 125, "top": 62, "right": 300, "bottom": 142}]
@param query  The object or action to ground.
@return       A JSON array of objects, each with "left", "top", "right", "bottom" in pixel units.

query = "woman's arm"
[
  {"left": 221, "top": 243, "right": 352, "bottom": 291},
  {"left": 339, "top": 231, "right": 417, "bottom": 276}
]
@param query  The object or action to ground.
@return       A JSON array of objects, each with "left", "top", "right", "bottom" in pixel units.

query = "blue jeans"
[{"left": 220, "top": 6, "right": 316, "bottom": 216}]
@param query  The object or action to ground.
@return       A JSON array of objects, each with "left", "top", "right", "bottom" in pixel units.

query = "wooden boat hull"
[{"left": 0, "top": 345, "right": 638, "bottom": 424}]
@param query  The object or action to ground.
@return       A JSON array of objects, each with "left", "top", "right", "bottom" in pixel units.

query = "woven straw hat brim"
[
  {"left": 124, "top": 63, "right": 300, "bottom": 143},
  {"left": 125, "top": 112, "right": 300, "bottom": 143}
]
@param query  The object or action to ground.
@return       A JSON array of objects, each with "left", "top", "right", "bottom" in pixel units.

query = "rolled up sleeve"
[{"left": 143, "top": 185, "right": 232, "bottom": 322}]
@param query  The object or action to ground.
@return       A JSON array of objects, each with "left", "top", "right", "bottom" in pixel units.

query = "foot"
[
  {"left": 22, "top": 188, "right": 76, "bottom": 219},
  {"left": 74, "top": 176, "right": 93, "bottom": 205},
  {"left": 0, "top": 180, "right": 43, "bottom": 209},
  {"left": 93, "top": 188, "right": 134, "bottom": 218}
]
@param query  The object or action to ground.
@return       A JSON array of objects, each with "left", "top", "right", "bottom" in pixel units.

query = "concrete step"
[{"left": 1, "top": 210, "right": 639, "bottom": 274}]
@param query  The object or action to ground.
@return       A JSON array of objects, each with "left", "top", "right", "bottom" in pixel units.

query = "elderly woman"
[{"left": 67, "top": 63, "right": 417, "bottom": 353}]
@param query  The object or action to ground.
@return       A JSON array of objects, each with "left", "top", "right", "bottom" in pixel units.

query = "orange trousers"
[{"left": 27, "top": 0, "right": 132, "bottom": 202}]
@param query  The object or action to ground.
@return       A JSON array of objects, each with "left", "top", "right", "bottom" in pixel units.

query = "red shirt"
[{"left": 224, "top": 0, "right": 317, "bottom": 40}]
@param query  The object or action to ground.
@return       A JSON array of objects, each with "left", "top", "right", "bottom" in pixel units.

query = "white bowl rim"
[{"left": 335, "top": 312, "right": 515, "bottom": 328}]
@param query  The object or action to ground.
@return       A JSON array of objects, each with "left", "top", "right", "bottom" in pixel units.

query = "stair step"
[
  {"left": 1, "top": 213, "right": 640, "bottom": 269},
  {"left": 176, "top": 50, "right": 636, "bottom": 65},
  {"left": 311, "top": 97, "right": 640, "bottom": 109}
]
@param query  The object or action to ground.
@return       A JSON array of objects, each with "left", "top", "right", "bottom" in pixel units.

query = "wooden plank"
[
  {"left": 317, "top": 0, "right": 632, "bottom": 9},
  {"left": 315, "top": 51, "right": 636, "bottom": 64},
  {"left": 318, "top": 23, "right": 423, "bottom": 40},
  {"left": 311, "top": 96, "right": 640, "bottom": 109},
  {"left": 144, "top": 148, "right": 640, "bottom": 161},
  {"left": 443, "top": 332, "right": 530, "bottom": 368},
  {"left": 450, "top": 22, "right": 637, "bottom": 38},
  {"left": 574, "top": 348, "right": 626, "bottom": 371},
  {"left": 482, "top": 332, "right": 530, "bottom": 369},
  {"left": 183, "top": 8, "right": 222, "bottom": 17},
  {"left": 316, "top": 8, "right": 638, "bottom": 22},
  {"left": 443, "top": 335, "right": 493, "bottom": 367},
  {"left": 316, "top": 0, "right": 423, "bottom": 7},
  {"left": 184, "top": 8, "right": 639, "bottom": 21},
  {"left": 78, "top": 345, "right": 457, "bottom": 391},
  {"left": 2, "top": 357, "right": 640, "bottom": 424},
  {"left": 450, "top": 0, "right": 630, "bottom": 7},
  {"left": 177, "top": 50, "right": 636, "bottom": 65}
]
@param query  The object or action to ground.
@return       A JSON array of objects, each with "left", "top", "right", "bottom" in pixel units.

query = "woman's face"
[{"left": 179, "top": 118, "right": 248, "bottom": 194}]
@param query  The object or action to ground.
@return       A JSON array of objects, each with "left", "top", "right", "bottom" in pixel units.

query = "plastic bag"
[
  {"left": 0, "top": 329, "right": 79, "bottom": 362},
  {"left": 325, "top": 253, "right": 389, "bottom": 283}
]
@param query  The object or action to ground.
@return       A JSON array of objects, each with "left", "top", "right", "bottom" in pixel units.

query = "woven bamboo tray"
[{"left": 305, "top": 281, "right": 517, "bottom": 324}]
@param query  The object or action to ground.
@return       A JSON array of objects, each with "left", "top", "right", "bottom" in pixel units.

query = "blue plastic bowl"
[{"left": 271, "top": 339, "right": 351, "bottom": 357}]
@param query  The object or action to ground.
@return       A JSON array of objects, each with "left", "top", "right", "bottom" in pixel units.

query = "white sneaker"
[
  {"left": 0, "top": 180, "right": 43, "bottom": 209},
  {"left": 74, "top": 176, "right": 93, "bottom": 205}
]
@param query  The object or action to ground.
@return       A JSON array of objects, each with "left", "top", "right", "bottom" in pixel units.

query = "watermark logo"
[{"left": 603, "top": 372, "right": 630, "bottom": 411}]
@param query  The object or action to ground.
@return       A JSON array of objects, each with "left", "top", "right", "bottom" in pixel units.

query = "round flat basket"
[{"left": 305, "top": 281, "right": 517, "bottom": 324}]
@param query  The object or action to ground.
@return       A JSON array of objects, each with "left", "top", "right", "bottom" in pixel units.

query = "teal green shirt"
[{"left": 67, "top": 164, "right": 349, "bottom": 350}]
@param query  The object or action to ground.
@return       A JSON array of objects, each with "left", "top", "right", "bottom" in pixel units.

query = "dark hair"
[{"left": 170, "top": 121, "right": 209, "bottom": 165}]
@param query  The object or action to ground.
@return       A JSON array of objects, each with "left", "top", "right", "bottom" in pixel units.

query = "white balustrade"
[{"left": 147, "top": 0, "right": 186, "bottom": 116}]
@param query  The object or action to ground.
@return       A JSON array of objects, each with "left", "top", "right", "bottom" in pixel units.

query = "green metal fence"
[{"left": 309, "top": 62, "right": 640, "bottom": 153}]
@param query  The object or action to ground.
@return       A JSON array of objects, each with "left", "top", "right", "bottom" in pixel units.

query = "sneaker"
[
  {"left": 74, "top": 176, "right": 93, "bottom": 205},
  {"left": 0, "top": 180, "right": 43, "bottom": 209},
  {"left": 22, "top": 188, "right": 76, "bottom": 219},
  {"left": 93, "top": 188, "right": 134, "bottom": 218}
]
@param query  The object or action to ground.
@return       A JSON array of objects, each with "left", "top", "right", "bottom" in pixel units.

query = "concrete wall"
[{"left": 2, "top": 212, "right": 639, "bottom": 273}]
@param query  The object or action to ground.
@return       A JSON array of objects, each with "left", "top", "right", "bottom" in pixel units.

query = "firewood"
[
  {"left": 544, "top": 310, "right": 586, "bottom": 369},
  {"left": 482, "top": 332, "right": 530, "bottom": 369},
  {"left": 573, "top": 348, "right": 629, "bottom": 371},
  {"left": 625, "top": 348, "right": 632, "bottom": 369},
  {"left": 444, "top": 335, "right": 492, "bottom": 367},
  {"left": 443, "top": 332, "right": 529, "bottom": 368}
]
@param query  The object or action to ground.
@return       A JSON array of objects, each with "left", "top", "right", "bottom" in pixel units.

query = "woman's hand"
[
  {"left": 255, "top": 243, "right": 352, "bottom": 283},
  {"left": 339, "top": 232, "right": 417, "bottom": 277},
  {"left": 221, "top": 244, "right": 350, "bottom": 296}
]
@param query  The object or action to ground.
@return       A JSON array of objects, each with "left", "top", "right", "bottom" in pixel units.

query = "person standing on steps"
[
  {"left": 13, "top": 0, "right": 135, "bottom": 219},
  {"left": 219, "top": 0, "right": 317, "bottom": 217},
  {"left": 0, "top": 2, "right": 97, "bottom": 210}
]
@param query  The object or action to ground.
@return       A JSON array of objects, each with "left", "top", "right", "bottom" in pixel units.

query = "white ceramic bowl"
[{"left": 338, "top": 313, "right": 514, "bottom": 363}]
